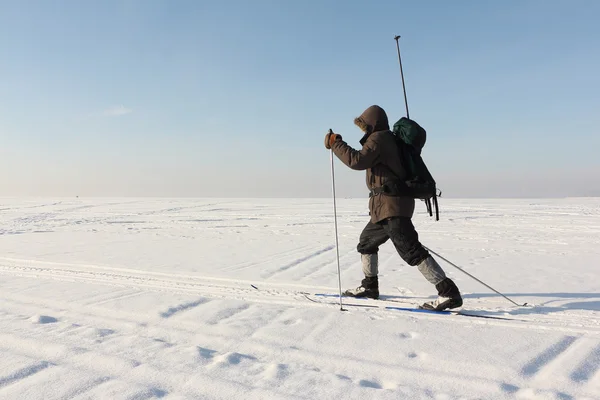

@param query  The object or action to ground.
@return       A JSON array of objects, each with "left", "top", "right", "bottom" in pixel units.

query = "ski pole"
[
  {"left": 329, "top": 129, "right": 345, "bottom": 311},
  {"left": 394, "top": 35, "right": 410, "bottom": 119},
  {"left": 424, "top": 246, "right": 529, "bottom": 307}
]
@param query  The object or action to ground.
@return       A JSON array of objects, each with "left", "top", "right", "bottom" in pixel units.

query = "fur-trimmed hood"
[{"left": 354, "top": 105, "right": 390, "bottom": 145}]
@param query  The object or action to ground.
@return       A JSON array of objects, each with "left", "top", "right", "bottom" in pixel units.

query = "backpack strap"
[
  {"left": 423, "top": 196, "right": 439, "bottom": 221},
  {"left": 368, "top": 180, "right": 409, "bottom": 197}
]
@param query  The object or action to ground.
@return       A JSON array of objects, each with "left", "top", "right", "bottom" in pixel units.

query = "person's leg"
[
  {"left": 383, "top": 217, "right": 462, "bottom": 310},
  {"left": 381, "top": 217, "right": 429, "bottom": 266},
  {"left": 344, "top": 221, "right": 389, "bottom": 299},
  {"left": 357, "top": 220, "right": 389, "bottom": 277}
]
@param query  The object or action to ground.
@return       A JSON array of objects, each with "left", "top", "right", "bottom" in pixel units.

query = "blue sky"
[{"left": 1, "top": 0, "right": 599, "bottom": 197}]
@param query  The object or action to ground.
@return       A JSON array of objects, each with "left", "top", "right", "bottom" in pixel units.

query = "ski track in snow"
[{"left": 0, "top": 198, "right": 599, "bottom": 399}]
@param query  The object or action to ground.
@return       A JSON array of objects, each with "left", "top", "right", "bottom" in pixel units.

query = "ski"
[
  {"left": 311, "top": 292, "right": 419, "bottom": 305},
  {"left": 306, "top": 293, "right": 525, "bottom": 321},
  {"left": 385, "top": 305, "right": 522, "bottom": 321},
  {"left": 249, "top": 285, "right": 525, "bottom": 321}
]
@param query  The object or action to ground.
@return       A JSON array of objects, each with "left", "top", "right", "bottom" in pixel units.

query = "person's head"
[{"left": 354, "top": 105, "right": 389, "bottom": 134}]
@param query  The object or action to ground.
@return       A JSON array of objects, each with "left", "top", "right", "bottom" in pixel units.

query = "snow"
[{"left": 0, "top": 197, "right": 599, "bottom": 400}]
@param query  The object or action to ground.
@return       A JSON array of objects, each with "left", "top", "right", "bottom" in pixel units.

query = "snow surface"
[{"left": 0, "top": 197, "right": 599, "bottom": 400}]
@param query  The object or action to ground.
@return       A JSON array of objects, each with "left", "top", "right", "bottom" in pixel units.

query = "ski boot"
[
  {"left": 420, "top": 278, "right": 463, "bottom": 311},
  {"left": 343, "top": 276, "right": 379, "bottom": 299}
]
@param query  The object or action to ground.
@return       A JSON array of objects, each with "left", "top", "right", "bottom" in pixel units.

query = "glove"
[{"left": 324, "top": 131, "right": 342, "bottom": 150}]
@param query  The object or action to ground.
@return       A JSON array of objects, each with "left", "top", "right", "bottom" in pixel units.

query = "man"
[{"left": 324, "top": 105, "right": 462, "bottom": 311}]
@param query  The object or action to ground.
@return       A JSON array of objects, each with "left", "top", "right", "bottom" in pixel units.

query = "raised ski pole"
[
  {"left": 394, "top": 35, "right": 410, "bottom": 119},
  {"left": 329, "top": 129, "right": 346, "bottom": 311},
  {"left": 424, "top": 246, "right": 529, "bottom": 307}
]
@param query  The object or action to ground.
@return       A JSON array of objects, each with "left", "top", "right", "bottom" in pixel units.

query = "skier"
[{"left": 324, "top": 105, "right": 463, "bottom": 311}]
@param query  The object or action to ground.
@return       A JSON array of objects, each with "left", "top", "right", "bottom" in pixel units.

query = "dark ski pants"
[{"left": 357, "top": 217, "right": 429, "bottom": 267}]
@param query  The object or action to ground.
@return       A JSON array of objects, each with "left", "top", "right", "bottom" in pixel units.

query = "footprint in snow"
[
  {"left": 263, "top": 363, "right": 289, "bottom": 380},
  {"left": 407, "top": 351, "right": 427, "bottom": 359},
  {"left": 282, "top": 319, "right": 302, "bottom": 326},
  {"left": 500, "top": 383, "right": 520, "bottom": 394},
  {"left": 153, "top": 338, "right": 174, "bottom": 348},
  {"left": 359, "top": 379, "right": 382, "bottom": 389},
  {"left": 399, "top": 331, "right": 419, "bottom": 340},
  {"left": 96, "top": 328, "right": 115, "bottom": 337},
  {"left": 29, "top": 315, "right": 58, "bottom": 324},
  {"left": 223, "top": 352, "right": 257, "bottom": 365},
  {"left": 209, "top": 351, "right": 257, "bottom": 368},
  {"left": 134, "top": 387, "right": 168, "bottom": 399},
  {"left": 197, "top": 347, "right": 217, "bottom": 360}
]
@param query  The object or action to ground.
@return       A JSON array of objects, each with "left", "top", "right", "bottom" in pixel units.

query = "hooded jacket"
[{"left": 331, "top": 105, "right": 415, "bottom": 223}]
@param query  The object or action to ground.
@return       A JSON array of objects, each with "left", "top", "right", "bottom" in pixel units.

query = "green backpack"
[{"left": 392, "top": 117, "right": 440, "bottom": 220}]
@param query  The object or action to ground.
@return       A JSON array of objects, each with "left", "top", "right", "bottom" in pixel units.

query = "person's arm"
[{"left": 331, "top": 133, "right": 381, "bottom": 170}]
